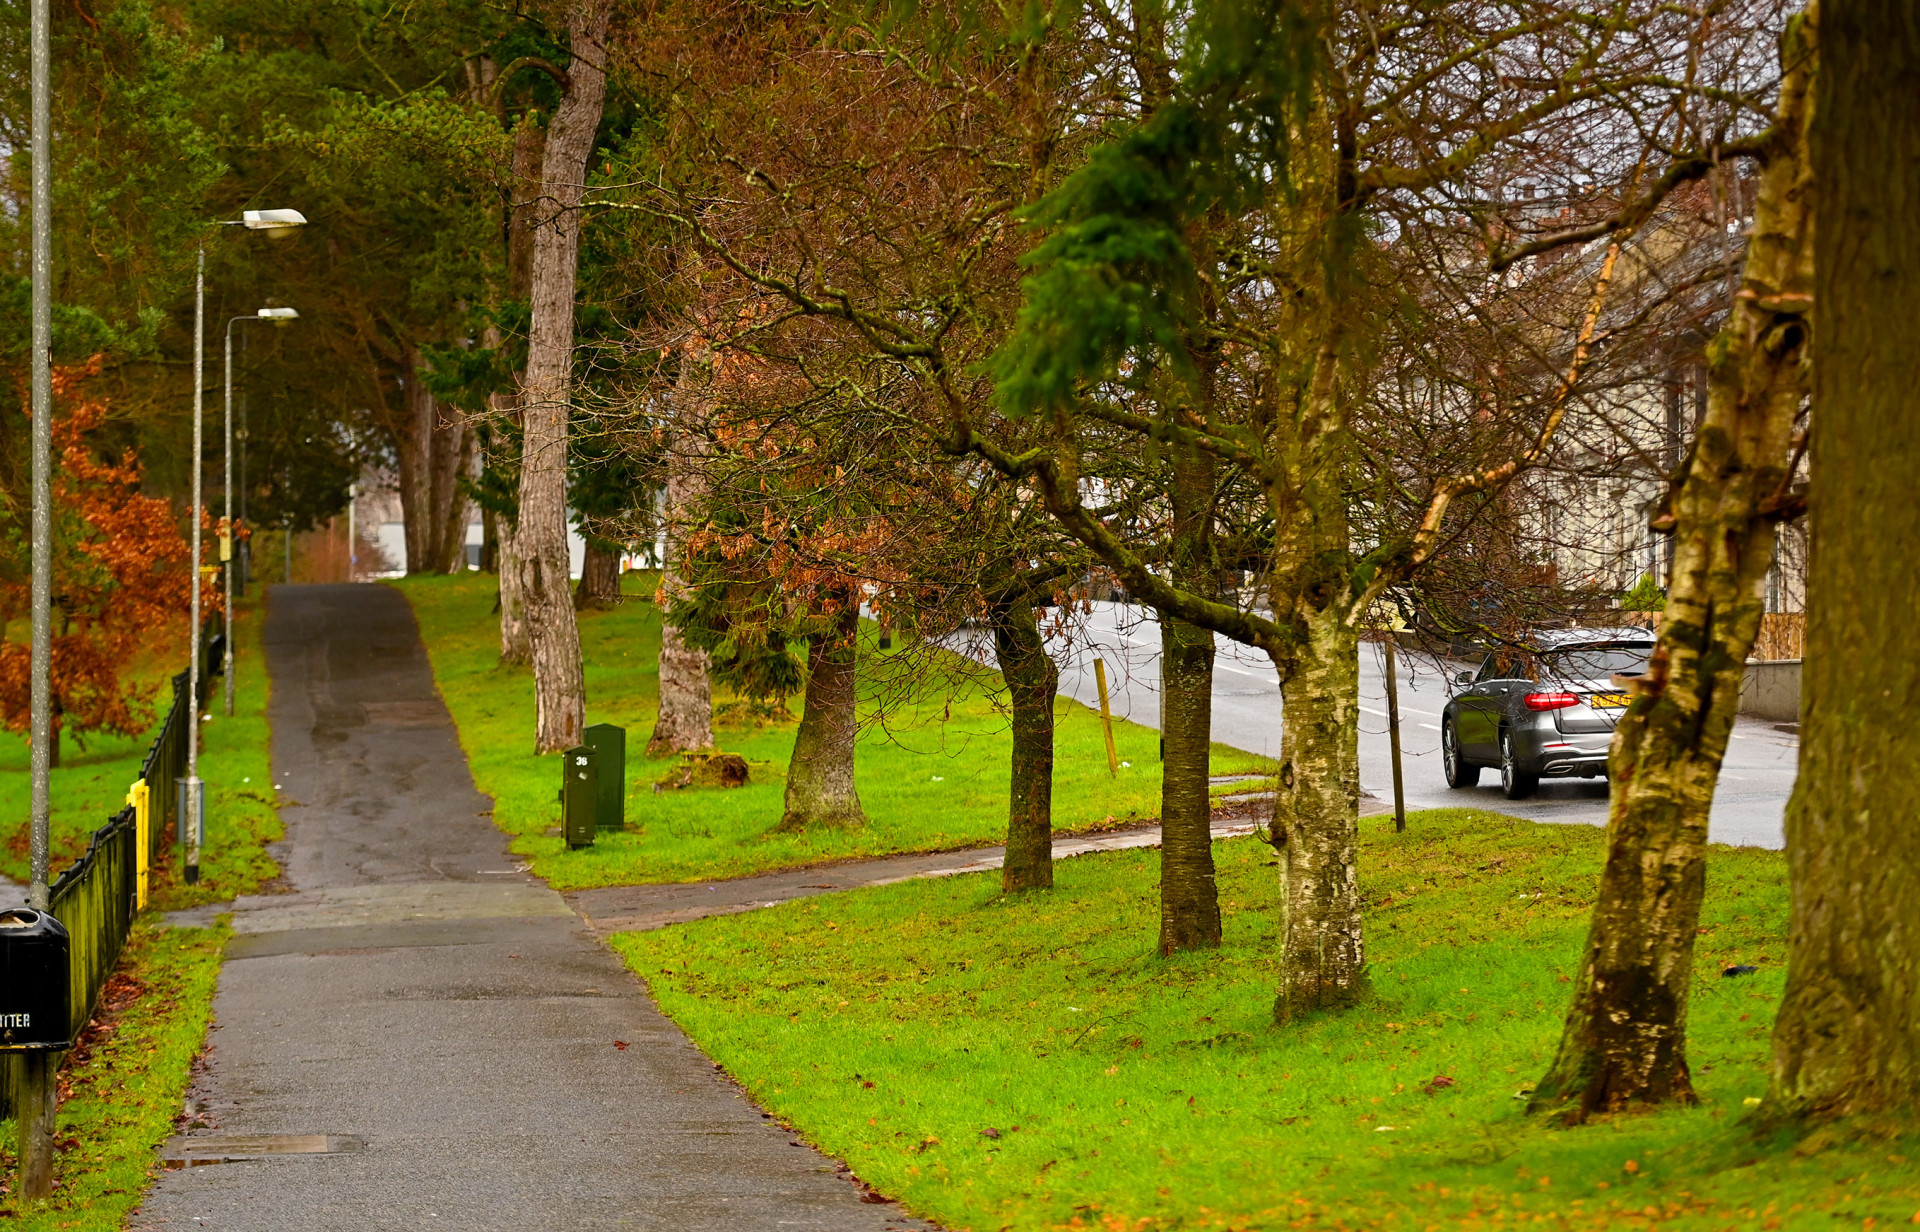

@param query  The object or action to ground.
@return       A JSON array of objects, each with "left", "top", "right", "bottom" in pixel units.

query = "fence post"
[
  {"left": 129, "top": 780, "right": 151, "bottom": 910},
  {"left": 1092, "top": 658, "right": 1120, "bottom": 778}
]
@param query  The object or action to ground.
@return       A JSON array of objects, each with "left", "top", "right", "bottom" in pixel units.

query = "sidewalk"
[
  {"left": 567, "top": 790, "right": 1387, "bottom": 934},
  {"left": 135, "top": 584, "right": 928, "bottom": 1232}
]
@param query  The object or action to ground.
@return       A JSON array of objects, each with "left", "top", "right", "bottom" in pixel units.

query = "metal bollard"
[
  {"left": 560, "top": 746, "right": 597, "bottom": 850},
  {"left": 583, "top": 724, "right": 625, "bottom": 831}
]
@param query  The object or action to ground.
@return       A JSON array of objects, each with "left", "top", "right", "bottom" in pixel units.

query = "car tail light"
[{"left": 1524, "top": 691, "right": 1580, "bottom": 711}]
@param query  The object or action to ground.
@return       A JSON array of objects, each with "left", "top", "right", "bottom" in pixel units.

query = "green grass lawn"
[
  {"left": 0, "top": 919, "right": 228, "bottom": 1226},
  {"left": 615, "top": 808, "right": 1919, "bottom": 1231},
  {"left": 397, "top": 573, "right": 1275, "bottom": 889},
  {"left": 0, "top": 599, "right": 282, "bottom": 911}
]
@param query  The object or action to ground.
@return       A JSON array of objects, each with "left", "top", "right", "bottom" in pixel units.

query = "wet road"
[{"left": 963, "top": 602, "right": 1795, "bottom": 849}]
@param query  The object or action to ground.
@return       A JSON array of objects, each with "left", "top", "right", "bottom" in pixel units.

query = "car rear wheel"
[
  {"left": 1442, "top": 716, "right": 1479, "bottom": 788},
  {"left": 1500, "top": 730, "right": 1539, "bottom": 800}
]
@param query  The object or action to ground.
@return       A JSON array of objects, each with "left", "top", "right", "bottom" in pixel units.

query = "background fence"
[
  {"left": 2, "top": 644, "right": 204, "bottom": 1120},
  {"left": 138, "top": 672, "right": 194, "bottom": 869},
  {"left": 1615, "top": 610, "right": 1804, "bottom": 661}
]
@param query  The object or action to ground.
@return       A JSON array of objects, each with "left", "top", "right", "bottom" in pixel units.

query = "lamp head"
[
  {"left": 242, "top": 209, "right": 308, "bottom": 239},
  {"left": 256, "top": 307, "right": 300, "bottom": 322}
]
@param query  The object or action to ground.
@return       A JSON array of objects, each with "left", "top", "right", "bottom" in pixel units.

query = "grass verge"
[
  {"left": 0, "top": 920, "right": 229, "bottom": 1226},
  {"left": 615, "top": 808, "right": 1920, "bottom": 1230},
  {"left": 0, "top": 598, "right": 282, "bottom": 911},
  {"left": 398, "top": 573, "right": 1275, "bottom": 889}
]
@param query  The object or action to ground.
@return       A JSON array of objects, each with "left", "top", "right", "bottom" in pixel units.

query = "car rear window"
[{"left": 1543, "top": 644, "right": 1653, "bottom": 681}]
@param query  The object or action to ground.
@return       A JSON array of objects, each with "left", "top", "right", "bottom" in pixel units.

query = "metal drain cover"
[{"left": 160, "top": 1134, "right": 365, "bottom": 1165}]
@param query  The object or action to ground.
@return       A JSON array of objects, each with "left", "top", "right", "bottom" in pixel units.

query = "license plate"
[{"left": 1589, "top": 692, "right": 1631, "bottom": 709}]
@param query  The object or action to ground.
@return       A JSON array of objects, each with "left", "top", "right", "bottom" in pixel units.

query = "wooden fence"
[
  {"left": 1616, "top": 611, "right": 1805, "bottom": 661},
  {"left": 2, "top": 650, "right": 205, "bottom": 1117}
]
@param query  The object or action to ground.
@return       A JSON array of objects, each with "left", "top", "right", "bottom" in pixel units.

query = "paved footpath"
[{"left": 137, "top": 585, "right": 929, "bottom": 1232}]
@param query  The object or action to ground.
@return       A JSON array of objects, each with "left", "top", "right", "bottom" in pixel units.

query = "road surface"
[{"left": 964, "top": 602, "right": 1795, "bottom": 849}]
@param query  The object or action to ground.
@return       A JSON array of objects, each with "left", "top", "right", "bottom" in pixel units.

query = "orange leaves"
[{"left": 0, "top": 359, "right": 196, "bottom": 740}]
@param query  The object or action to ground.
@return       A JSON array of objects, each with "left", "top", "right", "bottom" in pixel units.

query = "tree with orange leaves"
[{"left": 0, "top": 360, "right": 201, "bottom": 764}]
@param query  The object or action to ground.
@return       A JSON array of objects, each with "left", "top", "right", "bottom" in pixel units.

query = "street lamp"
[
  {"left": 242, "top": 209, "right": 307, "bottom": 237},
  {"left": 223, "top": 307, "right": 298, "bottom": 717},
  {"left": 18, "top": 0, "right": 57, "bottom": 1196},
  {"left": 186, "top": 211, "right": 306, "bottom": 883}
]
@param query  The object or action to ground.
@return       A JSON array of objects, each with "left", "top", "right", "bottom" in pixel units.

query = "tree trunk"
[
  {"left": 778, "top": 601, "right": 865, "bottom": 830},
  {"left": 514, "top": 0, "right": 608, "bottom": 753},
  {"left": 1270, "top": 600, "right": 1363, "bottom": 1016},
  {"left": 496, "top": 512, "right": 531, "bottom": 665},
  {"left": 651, "top": 620, "right": 714, "bottom": 755},
  {"left": 1160, "top": 610, "right": 1220, "bottom": 952},
  {"left": 1533, "top": 12, "right": 1815, "bottom": 1125},
  {"left": 1159, "top": 435, "right": 1222, "bottom": 952},
  {"left": 992, "top": 591, "right": 1057, "bottom": 892},
  {"left": 488, "top": 121, "right": 541, "bottom": 655},
  {"left": 394, "top": 349, "right": 475, "bottom": 575},
  {"left": 429, "top": 400, "right": 475, "bottom": 574},
  {"left": 393, "top": 360, "right": 429, "bottom": 574},
  {"left": 575, "top": 536, "right": 622, "bottom": 609},
  {"left": 484, "top": 371, "right": 530, "bottom": 665},
  {"left": 647, "top": 345, "right": 715, "bottom": 756},
  {"left": 1764, "top": 0, "right": 1920, "bottom": 1128}
]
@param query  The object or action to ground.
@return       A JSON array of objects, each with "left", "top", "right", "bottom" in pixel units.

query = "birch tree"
[
  {"left": 1532, "top": 7, "right": 1815, "bottom": 1122},
  {"left": 980, "top": 0, "right": 1790, "bottom": 1014}
]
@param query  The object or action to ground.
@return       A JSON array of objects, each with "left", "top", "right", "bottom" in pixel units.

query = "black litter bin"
[
  {"left": 560, "top": 745, "right": 598, "bottom": 850},
  {"left": 583, "top": 724, "right": 626, "bottom": 832},
  {"left": 0, "top": 909, "right": 71, "bottom": 1051}
]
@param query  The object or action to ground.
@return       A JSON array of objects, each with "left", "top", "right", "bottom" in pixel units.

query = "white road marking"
[
  {"left": 1215, "top": 662, "right": 1272, "bottom": 680},
  {"left": 1419, "top": 723, "right": 1442, "bottom": 731}
]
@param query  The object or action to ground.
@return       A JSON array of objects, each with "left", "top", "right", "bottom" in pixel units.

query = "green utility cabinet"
[
  {"left": 583, "top": 723, "right": 626, "bottom": 831},
  {"left": 560, "top": 745, "right": 598, "bottom": 850}
]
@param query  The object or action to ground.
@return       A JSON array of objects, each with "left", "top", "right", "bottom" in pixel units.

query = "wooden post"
[
  {"left": 14, "top": 1050, "right": 57, "bottom": 1199},
  {"left": 1092, "top": 658, "right": 1120, "bottom": 777},
  {"left": 1384, "top": 637, "right": 1407, "bottom": 833},
  {"left": 130, "top": 779, "right": 151, "bottom": 910}
]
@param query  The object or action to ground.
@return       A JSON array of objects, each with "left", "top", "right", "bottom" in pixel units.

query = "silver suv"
[{"left": 1440, "top": 628, "right": 1656, "bottom": 800}]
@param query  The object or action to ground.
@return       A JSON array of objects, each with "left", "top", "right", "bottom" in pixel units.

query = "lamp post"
[
  {"left": 223, "top": 307, "right": 297, "bottom": 716},
  {"left": 186, "top": 210, "right": 305, "bottom": 882},
  {"left": 17, "top": 0, "right": 58, "bottom": 1198},
  {"left": 25, "top": 0, "right": 52, "bottom": 920}
]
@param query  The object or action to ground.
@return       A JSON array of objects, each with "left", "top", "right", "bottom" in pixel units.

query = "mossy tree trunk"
[
  {"left": 993, "top": 591, "right": 1057, "bottom": 892},
  {"left": 1532, "top": 11, "right": 1816, "bottom": 1125},
  {"left": 779, "top": 600, "right": 866, "bottom": 830},
  {"left": 1249, "top": 137, "right": 1367, "bottom": 1009},
  {"left": 1159, "top": 433, "right": 1222, "bottom": 953},
  {"left": 1270, "top": 595, "right": 1363, "bottom": 1017},
  {"left": 1764, "top": 0, "right": 1920, "bottom": 1128}
]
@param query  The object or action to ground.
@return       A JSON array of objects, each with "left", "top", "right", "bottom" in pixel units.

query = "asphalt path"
[
  {"left": 135, "top": 584, "right": 928, "bottom": 1232},
  {"left": 967, "top": 602, "right": 1795, "bottom": 849}
]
